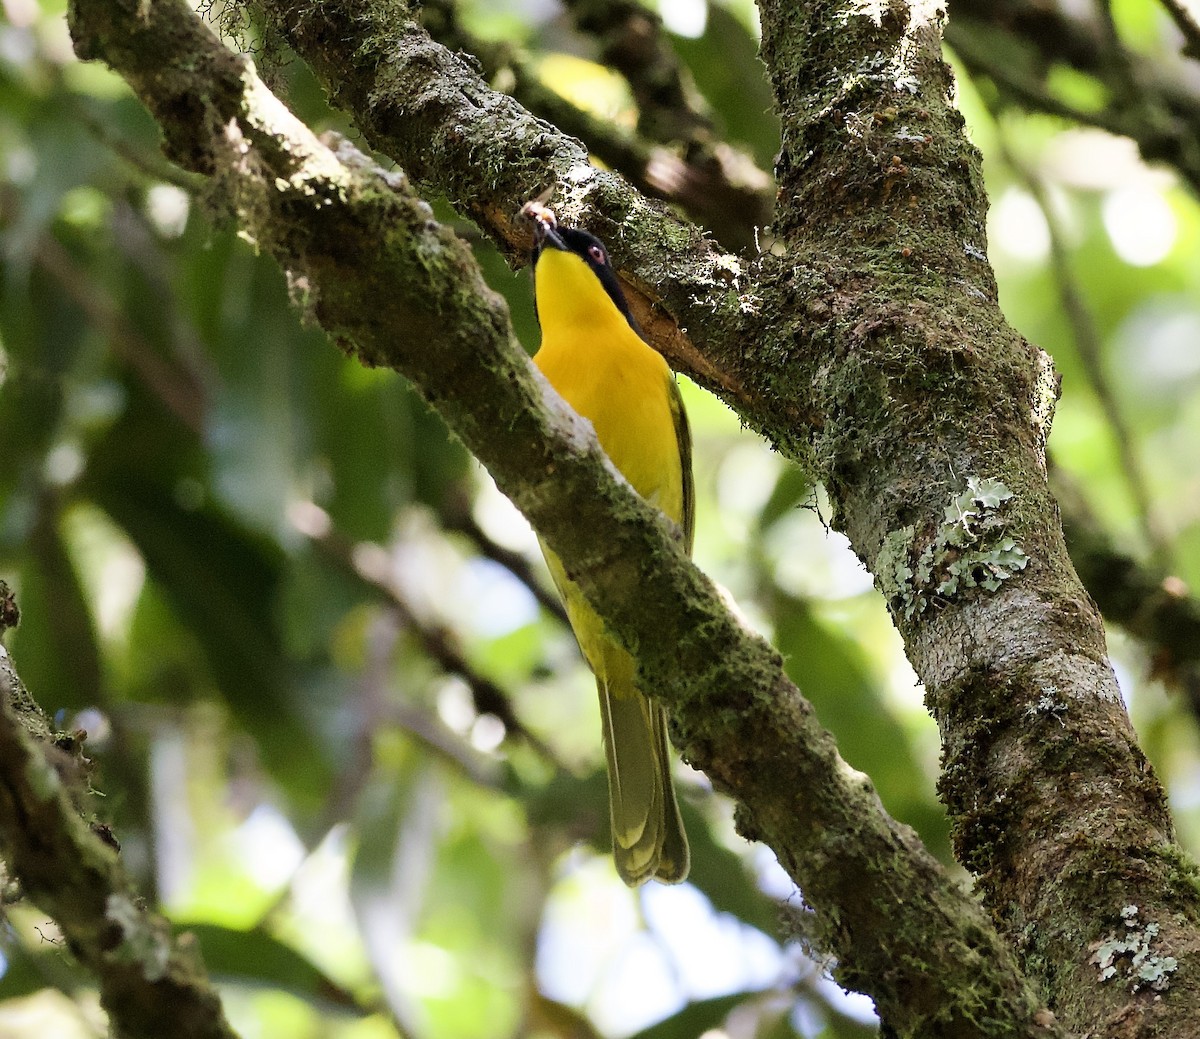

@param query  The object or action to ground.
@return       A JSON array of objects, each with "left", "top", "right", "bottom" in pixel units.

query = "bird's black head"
[{"left": 531, "top": 219, "right": 639, "bottom": 332}]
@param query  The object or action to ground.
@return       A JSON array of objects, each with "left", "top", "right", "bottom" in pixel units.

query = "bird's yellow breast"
[{"left": 533, "top": 251, "right": 685, "bottom": 525}]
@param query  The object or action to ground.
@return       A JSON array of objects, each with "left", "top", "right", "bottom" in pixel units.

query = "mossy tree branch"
[
  {"left": 260, "top": 0, "right": 1200, "bottom": 1028},
  {"left": 261, "top": 0, "right": 1200, "bottom": 677},
  {"left": 248, "top": 0, "right": 783, "bottom": 435},
  {"left": 755, "top": 2, "right": 1200, "bottom": 1033},
  {"left": 0, "top": 641, "right": 239, "bottom": 1039},
  {"left": 59, "top": 0, "right": 1200, "bottom": 1035},
  {"left": 415, "top": 0, "right": 772, "bottom": 250},
  {"left": 58, "top": 0, "right": 1065, "bottom": 1034}
]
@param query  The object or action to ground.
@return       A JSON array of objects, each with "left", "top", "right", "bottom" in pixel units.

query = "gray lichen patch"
[
  {"left": 876, "top": 475, "right": 1030, "bottom": 622},
  {"left": 1090, "top": 905, "right": 1178, "bottom": 993},
  {"left": 1023, "top": 687, "right": 1069, "bottom": 726},
  {"left": 106, "top": 894, "right": 171, "bottom": 982}
]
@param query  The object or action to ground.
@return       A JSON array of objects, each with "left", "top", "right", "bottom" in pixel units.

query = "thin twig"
[
  {"left": 439, "top": 490, "right": 569, "bottom": 626},
  {"left": 1054, "top": 464, "right": 1200, "bottom": 680},
  {"left": 983, "top": 106, "right": 1169, "bottom": 561},
  {"left": 947, "top": 4, "right": 1200, "bottom": 198},
  {"left": 31, "top": 233, "right": 207, "bottom": 433},
  {"left": 67, "top": 95, "right": 207, "bottom": 193},
  {"left": 949, "top": 27, "right": 1137, "bottom": 139},
  {"left": 1158, "top": 0, "right": 1200, "bottom": 60},
  {"left": 290, "top": 502, "right": 566, "bottom": 768}
]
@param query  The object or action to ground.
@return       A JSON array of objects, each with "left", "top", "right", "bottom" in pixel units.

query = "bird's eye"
[{"left": 588, "top": 244, "right": 606, "bottom": 264}]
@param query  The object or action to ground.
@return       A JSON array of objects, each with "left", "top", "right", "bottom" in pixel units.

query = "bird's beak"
[
  {"left": 531, "top": 216, "right": 566, "bottom": 253},
  {"left": 523, "top": 200, "right": 566, "bottom": 253}
]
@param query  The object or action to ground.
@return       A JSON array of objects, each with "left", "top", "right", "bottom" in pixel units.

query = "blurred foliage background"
[{"left": 3, "top": 0, "right": 1200, "bottom": 1036}]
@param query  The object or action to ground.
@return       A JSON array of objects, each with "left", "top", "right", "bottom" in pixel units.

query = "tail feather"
[
  {"left": 650, "top": 701, "right": 689, "bottom": 883},
  {"left": 539, "top": 539, "right": 689, "bottom": 885},
  {"left": 599, "top": 668, "right": 689, "bottom": 886}
]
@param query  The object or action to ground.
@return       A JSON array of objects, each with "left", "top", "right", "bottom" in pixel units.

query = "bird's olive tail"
[{"left": 599, "top": 678, "right": 690, "bottom": 886}]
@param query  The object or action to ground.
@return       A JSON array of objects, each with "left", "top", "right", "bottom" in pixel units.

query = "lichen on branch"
[
  {"left": 57, "top": 0, "right": 1066, "bottom": 1034},
  {"left": 0, "top": 642, "right": 238, "bottom": 1039}
]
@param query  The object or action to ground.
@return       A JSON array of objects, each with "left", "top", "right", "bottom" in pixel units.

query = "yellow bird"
[{"left": 524, "top": 203, "right": 691, "bottom": 885}]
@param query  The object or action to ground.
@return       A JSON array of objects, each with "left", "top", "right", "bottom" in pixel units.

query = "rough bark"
[
  {"left": 0, "top": 646, "right": 239, "bottom": 1039},
  {"left": 57, "top": 0, "right": 1063, "bottom": 1035},
  {"left": 756, "top": 3, "right": 1200, "bottom": 1034},
  {"left": 49, "top": 0, "right": 1200, "bottom": 1035}
]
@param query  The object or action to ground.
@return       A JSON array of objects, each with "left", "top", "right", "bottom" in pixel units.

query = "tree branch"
[
  {"left": 0, "top": 642, "right": 239, "bottom": 1039},
  {"left": 246, "top": 0, "right": 776, "bottom": 435},
  {"left": 64, "top": 0, "right": 1060, "bottom": 1033},
  {"left": 416, "top": 0, "right": 772, "bottom": 250},
  {"left": 1159, "top": 0, "right": 1200, "bottom": 60},
  {"left": 756, "top": 1, "right": 1200, "bottom": 1033},
  {"left": 289, "top": 499, "right": 563, "bottom": 766},
  {"left": 947, "top": 0, "right": 1200, "bottom": 196},
  {"left": 562, "top": 0, "right": 712, "bottom": 145}
]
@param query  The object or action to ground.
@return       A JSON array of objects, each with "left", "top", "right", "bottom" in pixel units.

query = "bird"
[{"left": 523, "top": 200, "right": 691, "bottom": 886}]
